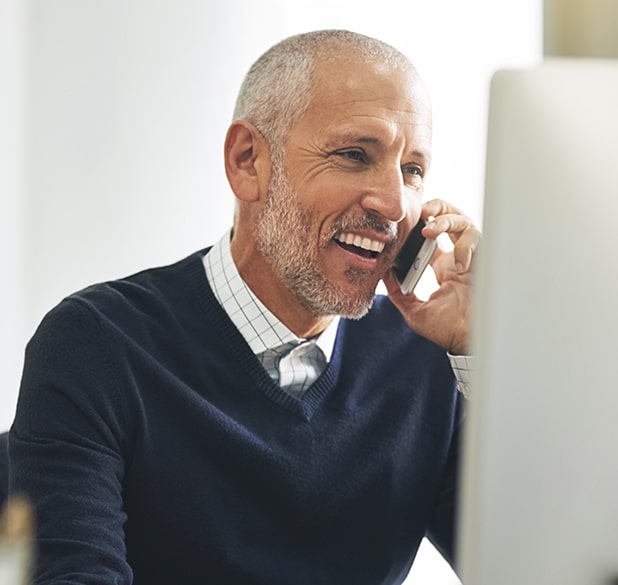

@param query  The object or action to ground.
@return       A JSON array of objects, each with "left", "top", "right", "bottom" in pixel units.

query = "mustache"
[{"left": 331, "top": 212, "right": 398, "bottom": 240}]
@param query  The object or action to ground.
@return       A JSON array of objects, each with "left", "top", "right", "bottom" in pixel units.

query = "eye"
[
  {"left": 402, "top": 164, "right": 424, "bottom": 177},
  {"left": 335, "top": 149, "right": 368, "bottom": 163}
]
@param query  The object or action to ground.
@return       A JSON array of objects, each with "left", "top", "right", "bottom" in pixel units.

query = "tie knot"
[{"left": 260, "top": 340, "right": 327, "bottom": 399}]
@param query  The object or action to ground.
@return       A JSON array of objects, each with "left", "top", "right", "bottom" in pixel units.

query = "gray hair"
[{"left": 233, "top": 30, "right": 416, "bottom": 155}]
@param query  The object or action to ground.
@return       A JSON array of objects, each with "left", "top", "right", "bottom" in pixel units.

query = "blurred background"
[{"left": 0, "top": 1, "right": 542, "bottom": 582}]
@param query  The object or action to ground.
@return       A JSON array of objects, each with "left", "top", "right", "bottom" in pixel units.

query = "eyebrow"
[{"left": 324, "top": 134, "right": 379, "bottom": 149}]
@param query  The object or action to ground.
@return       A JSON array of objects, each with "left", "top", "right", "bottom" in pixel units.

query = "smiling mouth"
[{"left": 334, "top": 232, "right": 386, "bottom": 259}]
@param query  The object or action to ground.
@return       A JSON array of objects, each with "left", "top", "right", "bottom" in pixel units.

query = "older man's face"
[{"left": 256, "top": 58, "right": 433, "bottom": 319}]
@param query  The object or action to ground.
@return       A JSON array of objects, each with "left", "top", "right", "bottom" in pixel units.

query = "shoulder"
[
  {"left": 337, "top": 294, "right": 452, "bottom": 374},
  {"left": 26, "top": 248, "right": 211, "bottom": 372},
  {"left": 71, "top": 248, "right": 209, "bottom": 319},
  {"left": 33, "top": 249, "right": 210, "bottom": 344},
  {"left": 343, "top": 294, "right": 427, "bottom": 345}
]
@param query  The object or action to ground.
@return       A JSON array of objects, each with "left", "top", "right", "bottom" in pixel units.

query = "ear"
[{"left": 224, "top": 120, "right": 270, "bottom": 203}]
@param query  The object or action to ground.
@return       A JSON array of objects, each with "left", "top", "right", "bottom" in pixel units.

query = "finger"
[
  {"left": 422, "top": 198, "right": 478, "bottom": 244},
  {"left": 428, "top": 249, "right": 451, "bottom": 284},
  {"left": 452, "top": 226, "right": 481, "bottom": 273},
  {"left": 422, "top": 198, "right": 464, "bottom": 219},
  {"left": 423, "top": 213, "right": 474, "bottom": 242},
  {"left": 383, "top": 269, "right": 422, "bottom": 306},
  {"left": 422, "top": 205, "right": 481, "bottom": 274},
  {"left": 383, "top": 270, "right": 424, "bottom": 323},
  {"left": 382, "top": 269, "right": 410, "bottom": 300},
  {"left": 382, "top": 269, "right": 399, "bottom": 297}
]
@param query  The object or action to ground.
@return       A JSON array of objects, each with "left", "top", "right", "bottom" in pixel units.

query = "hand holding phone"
[{"left": 392, "top": 219, "right": 438, "bottom": 295}]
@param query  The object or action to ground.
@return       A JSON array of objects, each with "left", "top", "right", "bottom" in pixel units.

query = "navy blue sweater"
[{"left": 10, "top": 249, "right": 463, "bottom": 585}]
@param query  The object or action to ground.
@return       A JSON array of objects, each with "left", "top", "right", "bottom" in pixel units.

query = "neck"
[{"left": 231, "top": 235, "right": 333, "bottom": 339}]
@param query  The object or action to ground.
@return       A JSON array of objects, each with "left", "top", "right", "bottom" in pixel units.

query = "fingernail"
[{"left": 456, "top": 262, "right": 465, "bottom": 274}]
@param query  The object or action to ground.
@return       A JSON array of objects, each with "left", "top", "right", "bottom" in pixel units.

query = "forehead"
[{"left": 289, "top": 57, "right": 432, "bottom": 152}]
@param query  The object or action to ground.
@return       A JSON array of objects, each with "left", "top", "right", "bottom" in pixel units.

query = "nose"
[{"left": 360, "top": 166, "right": 408, "bottom": 224}]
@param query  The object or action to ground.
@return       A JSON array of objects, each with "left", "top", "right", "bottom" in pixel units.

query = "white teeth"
[
  {"left": 371, "top": 240, "right": 385, "bottom": 252},
  {"left": 336, "top": 232, "right": 386, "bottom": 253}
]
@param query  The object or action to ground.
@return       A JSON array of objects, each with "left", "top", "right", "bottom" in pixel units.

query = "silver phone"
[{"left": 392, "top": 219, "right": 438, "bottom": 295}]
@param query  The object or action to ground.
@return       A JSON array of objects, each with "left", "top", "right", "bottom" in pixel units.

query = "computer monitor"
[{"left": 457, "top": 58, "right": 618, "bottom": 584}]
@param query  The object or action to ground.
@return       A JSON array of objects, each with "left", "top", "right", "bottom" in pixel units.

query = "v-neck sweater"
[{"left": 10, "top": 248, "right": 463, "bottom": 585}]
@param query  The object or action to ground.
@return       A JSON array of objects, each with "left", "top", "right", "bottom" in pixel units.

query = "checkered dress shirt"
[
  {"left": 203, "top": 230, "right": 471, "bottom": 399},
  {"left": 203, "top": 231, "right": 338, "bottom": 399}
]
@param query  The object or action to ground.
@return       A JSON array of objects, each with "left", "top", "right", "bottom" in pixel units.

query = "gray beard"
[{"left": 255, "top": 161, "right": 394, "bottom": 320}]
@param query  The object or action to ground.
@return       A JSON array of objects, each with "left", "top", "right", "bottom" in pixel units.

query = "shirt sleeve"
[
  {"left": 9, "top": 298, "right": 133, "bottom": 584},
  {"left": 448, "top": 354, "right": 473, "bottom": 399}
]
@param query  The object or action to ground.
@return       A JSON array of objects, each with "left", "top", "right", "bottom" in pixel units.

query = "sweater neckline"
[{"left": 187, "top": 249, "right": 343, "bottom": 421}]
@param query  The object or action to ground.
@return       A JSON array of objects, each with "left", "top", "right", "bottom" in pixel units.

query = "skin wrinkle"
[
  {"left": 256, "top": 159, "right": 397, "bottom": 320},
  {"left": 231, "top": 51, "right": 435, "bottom": 338},
  {"left": 300, "top": 129, "right": 429, "bottom": 187}
]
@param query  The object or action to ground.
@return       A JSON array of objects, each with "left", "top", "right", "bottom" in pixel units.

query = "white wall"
[
  {"left": 1, "top": 1, "right": 541, "bottom": 582},
  {"left": 1, "top": 0, "right": 27, "bottom": 430}
]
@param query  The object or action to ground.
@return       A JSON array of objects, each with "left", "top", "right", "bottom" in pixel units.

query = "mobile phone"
[{"left": 392, "top": 219, "right": 438, "bottom": 295}]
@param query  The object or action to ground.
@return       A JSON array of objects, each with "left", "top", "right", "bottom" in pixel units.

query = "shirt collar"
[{"left": 203, "top": 230, "right": 339, "bottom": 360}]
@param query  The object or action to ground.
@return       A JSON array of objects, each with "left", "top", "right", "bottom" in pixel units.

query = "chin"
[
  {"left": 300, "top": 282, "right": 378, "bottom": 320},
  {"left": 284, "top": 262, "right": 381, "bottom": 320},
  {"left": 337, "top": 296, "right": 376, "bottom": 320}
]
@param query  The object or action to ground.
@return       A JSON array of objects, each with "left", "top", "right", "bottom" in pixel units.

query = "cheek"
[
  {"left": 304, "top": 169, "right": 361, "bottom": 198},
  {"left": 404, "top": 196, "right": 423, "bottom": 226}
]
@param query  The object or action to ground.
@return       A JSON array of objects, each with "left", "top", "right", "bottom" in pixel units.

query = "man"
[{"left": 9, "top": 30, "right": 479, "bottom": 584}]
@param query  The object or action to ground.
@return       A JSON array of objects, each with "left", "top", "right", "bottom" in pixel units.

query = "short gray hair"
[{"left": 233, "top": 30, "right": 416, "bottom": 154}]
